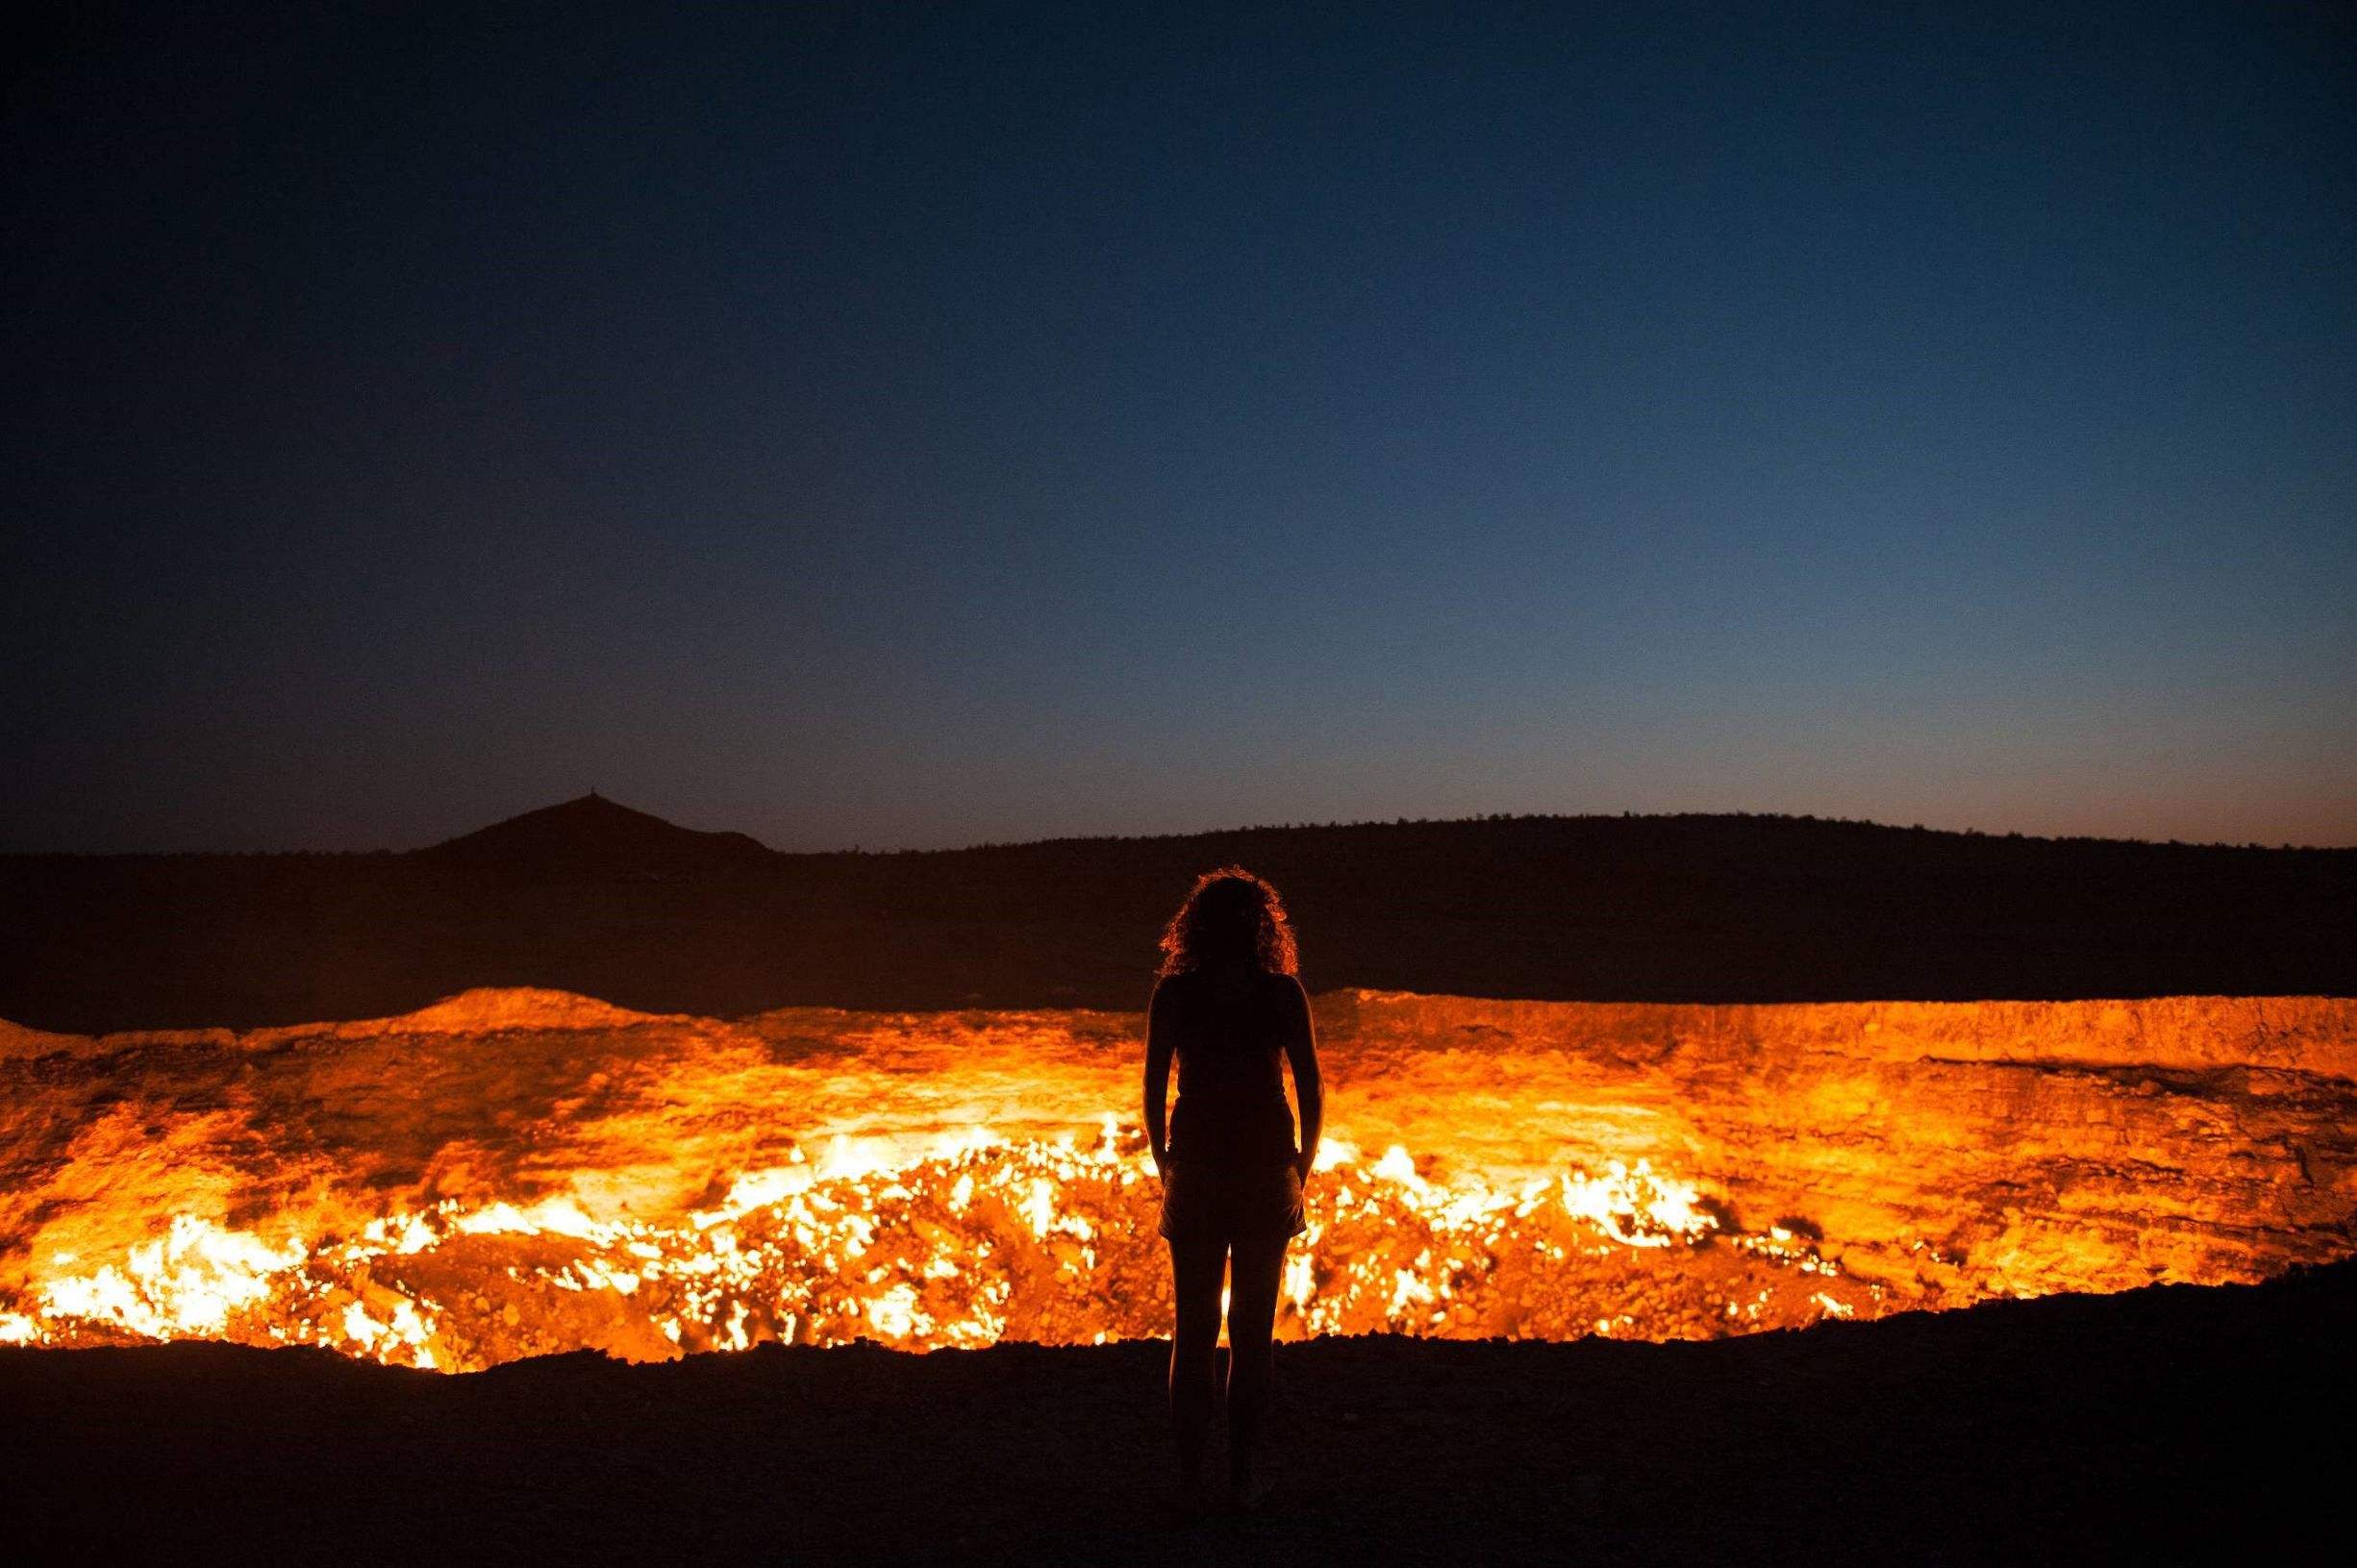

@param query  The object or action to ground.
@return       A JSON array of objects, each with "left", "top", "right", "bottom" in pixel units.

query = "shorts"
[{"left": 1156, "top": 1158, "right": 1307, "bottom": 1245}]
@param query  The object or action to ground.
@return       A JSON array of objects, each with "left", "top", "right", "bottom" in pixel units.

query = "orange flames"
[
  {"left": 2, "top": 1128, "right": 1846, "bottom": 1369},
  {"left": 2, "top": 988, "right": 2349, "bottom": 1370}
]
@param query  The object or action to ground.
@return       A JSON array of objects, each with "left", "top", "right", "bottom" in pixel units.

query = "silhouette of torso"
[{"left": 1165, "top": 966, "right": 1296, "bottom": 1168}]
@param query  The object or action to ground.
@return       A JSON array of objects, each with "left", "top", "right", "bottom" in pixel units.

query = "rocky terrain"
[{"left": 1327, "top": 989, "right": 2357, "bottom": 1302}]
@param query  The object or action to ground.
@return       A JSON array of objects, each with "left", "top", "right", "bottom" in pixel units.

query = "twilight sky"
[{"left": 7, "top": 2, "right": 2353, "bottom": 853}]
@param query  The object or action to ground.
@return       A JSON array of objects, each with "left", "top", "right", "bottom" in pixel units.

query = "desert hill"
[
  {"left": 421, "top": 792, "right": 775, "bottom": 881},
  {"left": 0, "top": 804, "right": 2350, "bottom": 1032}
]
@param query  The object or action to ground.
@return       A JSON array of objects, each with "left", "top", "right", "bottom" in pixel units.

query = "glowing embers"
[{"left": 6, "top": 1123, "right": 1869, "bottom": 1370}]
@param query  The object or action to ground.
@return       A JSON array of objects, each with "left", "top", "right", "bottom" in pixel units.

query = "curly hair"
[{"left": 1156, "top": 865, "right": 1300, "bottom": 979}]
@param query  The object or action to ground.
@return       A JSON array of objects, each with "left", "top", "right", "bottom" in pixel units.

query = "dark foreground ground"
[{"left": 5, "top": 1261, "right": 2352, "bottom": 1565}]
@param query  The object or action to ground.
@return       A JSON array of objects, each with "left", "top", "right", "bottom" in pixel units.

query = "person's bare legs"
[
  {"left": 1167, "top": 1234, "right": 1227, "bottom": 1499},
  {"left": 1224, "top": 1231, "right": 1288, "bottom": 1506}
]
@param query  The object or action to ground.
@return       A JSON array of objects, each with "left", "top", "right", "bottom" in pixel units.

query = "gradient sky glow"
[{"left": 7, "top": 2, "right": 2353, "bottom": 852}]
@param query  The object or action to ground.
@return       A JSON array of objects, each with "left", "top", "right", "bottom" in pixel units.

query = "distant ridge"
[
  {"left": 419, "top": 793, "right": 773, "bottom": 882},
  {"left": 2, "top": 800, "right": 2351, "bottom": 1031}
]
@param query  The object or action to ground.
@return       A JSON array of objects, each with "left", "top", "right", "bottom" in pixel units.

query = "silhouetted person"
[{"left": 1142, "top": 866, "right": 1323, "bottom": 1510}]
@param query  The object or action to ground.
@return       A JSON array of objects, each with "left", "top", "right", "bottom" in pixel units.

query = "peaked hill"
[{"left": 420, "top": 793, "right": 774, "bottom": 881}]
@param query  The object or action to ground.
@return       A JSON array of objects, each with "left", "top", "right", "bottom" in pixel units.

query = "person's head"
[{"left": 1157, "top": 865, "right": 1299, "bottom": 979}]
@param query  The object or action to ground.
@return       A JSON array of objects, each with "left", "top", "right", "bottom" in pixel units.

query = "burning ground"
[{"left": 3, "top": 987, "right": 2350, "bottom": 1369}]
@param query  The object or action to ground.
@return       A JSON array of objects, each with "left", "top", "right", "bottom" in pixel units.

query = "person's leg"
[
  {"left": 1224, "top": 1230, "right": 1289, "bottom": 1501},
  {"left": 1167, "top": 1234, "right": 1227, "bottom": 1492}
]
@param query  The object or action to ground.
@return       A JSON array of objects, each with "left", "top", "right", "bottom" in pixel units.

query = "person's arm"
[
  {"left": 1282, "top": 975, "right": 1322, "bottom": 1182},
  {"left": 1143, "top": 979, "right": 1175, "bottom": 1180}
]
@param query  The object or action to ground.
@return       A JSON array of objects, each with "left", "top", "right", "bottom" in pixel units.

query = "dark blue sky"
[{"left": 7, "top": 2, "right": 2353, "bottom": 852}]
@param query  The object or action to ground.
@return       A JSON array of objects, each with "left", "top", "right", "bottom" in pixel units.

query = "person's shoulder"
[
  {"left": 1264, "top": 971, "right": 1314, "bottom": 1041},
  {"left": 1260, "top": 969, "right": 1309, "bottom": 1004}
]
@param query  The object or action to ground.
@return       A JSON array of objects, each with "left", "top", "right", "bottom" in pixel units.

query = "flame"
[
  {"left": 36, "top": 1216, "right": 306, "bottom": 1340},
  {"left": 2, "top": 987, "right": 2348, "bottom": 1371},
  {"left": 7, "top": 1129, "right": 1814, "bottom": 1368}
]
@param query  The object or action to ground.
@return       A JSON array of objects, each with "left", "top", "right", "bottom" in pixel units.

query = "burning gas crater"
[
  {"left": 9, "top": 1131, "right": 1797, "bottom": 1369},
  {"left": 3, "top": 988, "right": 2351, "bottom": 1370}
]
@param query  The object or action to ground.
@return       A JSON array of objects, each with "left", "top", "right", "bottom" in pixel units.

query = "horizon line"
[{"left": 6, "top": 800, "right": 2352, "bottom": 860}]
